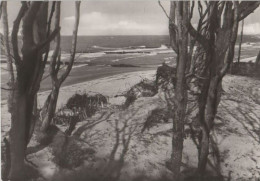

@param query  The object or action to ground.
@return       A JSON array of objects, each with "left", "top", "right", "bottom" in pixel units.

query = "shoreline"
[
  {"left": 1, "top": 69, "right": 157, "bottom": 135},
  {"left": 1, "top": 66, "right": 156, "bottom": 101}
]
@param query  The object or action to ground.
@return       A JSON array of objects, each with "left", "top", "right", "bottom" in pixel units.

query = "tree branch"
[
  {"left": 22, "top": 2, "right": 42, "bottom": 51},
  {"left": 189, "top": 1, "right": 195, "bottom": 21},
  {"left": 0, "top": 1, "right": 3, "bottom": 19},
  {"left": 186, "top": 22, "right": 209, "bottom": 49},
  {"left": 158, "top": 1, "right": 178, "bottom": 32},
  {"left": 11, "top": 2, "right": 28, "bottom": 65},
  {"left": 59, "top": 1, "right": 81, "bottom": 84},
  {"left": 42, "top": 1, "right": 56, "bottom": 64},
  {"left": 169, "top": 1, "right": 178, "bottom": 53},
  {"left": 36, "top": 27, "right": 60, "bottom": 51},
  {"left": 50, "top": 2, "right": 61, "bottom": 81},
  {"left": 219, "top": 2, "right": 239, "bottom": 79},
  {"left": 238, "top": 1, "right": 260, "bottom": 21}
]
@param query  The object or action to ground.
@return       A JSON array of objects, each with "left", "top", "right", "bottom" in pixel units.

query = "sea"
[{"left": 56, "top": 34, "right": 260, "bottom": 53}]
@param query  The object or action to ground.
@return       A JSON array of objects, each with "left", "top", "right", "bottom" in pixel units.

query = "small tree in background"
[{"left": 40, "top": 1, "right": 81, "bottom": 135}]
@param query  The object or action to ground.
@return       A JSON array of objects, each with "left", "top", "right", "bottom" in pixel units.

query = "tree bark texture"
[
  {"left": 169, "top": 2, "right": 189, "bottom": 179},
  {"left": 8, "top": 2, "right": 58, "bottom": 180}
]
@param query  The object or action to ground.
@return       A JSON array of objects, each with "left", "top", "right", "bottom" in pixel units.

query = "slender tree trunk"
[
  {"left": 169, "top": 2, "right": 189, "bottom": 179},
  {"left": 198, "top": 77, "right": 221, "bottom": 174},
  {"left": 27, "top": 95, "right": 38, "bottom": 145},
  {"left": 237, "top": 20, "right": 244, "bottom": 65},
  {"left": 1, "top": 3, "right": 15, "bottom": 179},
  {"left": 255, "top": 50, "right": 260, "bottom": 71},
  {"left": 41, "top": 84, "right": 60, "bottom": 132},
  {"left": 2, "top": 1, "right": 15, "bottom": 112}
]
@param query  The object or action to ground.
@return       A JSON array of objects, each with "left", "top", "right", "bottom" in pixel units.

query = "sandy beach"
[{"left": 1, "top": 69, "right": 260, "bottom": 180}]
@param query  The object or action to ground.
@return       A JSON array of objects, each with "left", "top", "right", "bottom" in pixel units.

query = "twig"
[{"left": 158, "top": 1, "right": 178, "bottom": 31}]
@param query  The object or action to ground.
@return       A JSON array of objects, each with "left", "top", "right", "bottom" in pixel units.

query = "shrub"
[
  {"left": 66, "top": 93, "right": 108, "bottom": 118},
  {"left": 123, "top": 79, "right": 157, "bottom": 108}
]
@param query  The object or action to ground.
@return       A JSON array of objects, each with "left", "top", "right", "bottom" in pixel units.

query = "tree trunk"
[
  {"left": 197, "top": 77, "right": 221, "bottom": 174},
  {"left": 27, "top": 95, "right": 38, "bottom": 145},
  {"left": 2, "top": 1, "right": 15, "bottom": 112},
  {"left": 40, "top": 1, "right": 81, "bottom": 134},
  {"left": 169, "top": 2, "right": 189, "bottom": 179},
  {"left": 41, "top": 84, "right": 60, "bottom": 132},
  {"left": 255, "top": 50, "right": 260, "bottom": 72},
  {"left": 8, "top": 2, "right": 58, "bottom": 179},
  {"left": 237, "top": 19, "right": 244, "bottom": 65},
  {"left": 9, "top": 85, "right": 35, "bottom": 180}
]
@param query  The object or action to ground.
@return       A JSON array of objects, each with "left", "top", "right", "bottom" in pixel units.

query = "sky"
[{"left": 3, "top": 1, "right": 260, "bottom": 36}]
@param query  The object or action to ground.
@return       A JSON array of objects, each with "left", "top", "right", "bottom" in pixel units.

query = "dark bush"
[
  {"left": 156, "top": 63, "right": 176, "bottom": 89},
  {"left": 231, "top": 62, "right": 260, "bottom": 78},
  {"left": 51, "top": 132, "right": 95, "bottom": 169},
  {"left": 124, "top": 79, "right": 157, "bottom": 108},
  {"left": 141, "top": 108, "right": 171, "bottom": 132},
  {"left": 66, "top": 93, "right": 108, "bottom": 118}
]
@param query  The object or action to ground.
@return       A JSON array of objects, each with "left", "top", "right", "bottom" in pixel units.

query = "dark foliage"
[
  {"left": 156, "top": 63, "right": 176, "bottom": 89},
  {"left": 124, "top": 79, "right": 157, "bottom": 108},
  {"left": 231, "top": 62, "right": 260, "bottom": 78},
  {"left": 66, "top": 93, "right": 108, "bottom": 118},
  {"left": 50, "top": 130, "right": 95, "bottom": 169},
  {"left": 142, "top": 108, "right": 171, "bottom": 133}
]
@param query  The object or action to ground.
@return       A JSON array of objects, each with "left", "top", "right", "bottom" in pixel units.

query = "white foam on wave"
[
  {"left": 240, "top": 56, "right": 257, "bottom": 62},
  {"left": 79, "top": 52, "right": 106, "bottom": 58}
]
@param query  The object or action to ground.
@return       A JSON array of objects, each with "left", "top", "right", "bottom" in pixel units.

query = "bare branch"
[
  {"left": 36, "top": 27, "right": 60, "bottom": 52},
  {"left": 0, "top": 1, "right": 3, "bottom": 19},
  {"left": 55, "top": 52, "right": 62, "bottom": 75},
  {"left": 219, "top": 2, "right": 239, "bottom": 79},
  {"left": 169, "top": 1, "right": 178, "bottom": 53},
  {"left": 189, "top": 1, "right": 195, "bottom": 21},
  {"left": 238, "top": 1, "right": 260, "bottom": 21},
  {"left": 59, "top": 1, "right": 81, "bottom": 84},
  {"left": 22, "top": 2, "right": 42, "bottom": 50},
  {"left": 42, "top": 1, "right": 56, "bottom": 65},
  {"left": 1, "top": 87, "right": 15, "bottom": 91},
  {"left": 158, "top": 1, "right": 178, "bottom": 31},
  {"left": 11, "top": 2, "right": 28, "bottom": 65},
  {"left": 50, "top": 1, "right": 61, "bottom": 81},
  {"left": 186, "top": 22, "right": 209, "bottom": 49}
]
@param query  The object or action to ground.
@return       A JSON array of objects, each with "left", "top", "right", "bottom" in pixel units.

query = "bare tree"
[
  {"left": 162, "top": 1, "right": 259, "bottom": 178},
  {"left": 160, "top": 1, "right": 191, "bottom": 179},
  {"left": 7, "top": 2, "right": 59, "bottom": 180},
  {"left": 185, "top": 1, "right": 260, "bottom": 177},
  {"left": 169, "top": 2, "right": 190, "bottom": 180},
  {"left": 40, "top": 1, "right": 81, "bottom": 134}
]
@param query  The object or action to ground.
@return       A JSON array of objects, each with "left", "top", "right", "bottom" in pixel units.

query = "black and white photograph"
[{"left": 0, "top": 1, "right": 260, "bottom": 180}]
